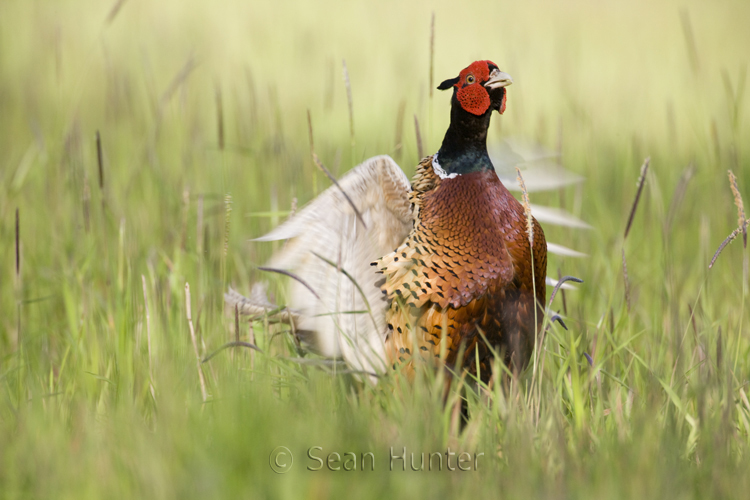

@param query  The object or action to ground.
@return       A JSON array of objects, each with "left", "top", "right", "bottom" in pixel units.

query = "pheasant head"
[
  {"left": 437, "top": 60, "right": 512, "bottom": 116},
  {"left": 435, "top": 60, "right": 513, "bottom": 175}
]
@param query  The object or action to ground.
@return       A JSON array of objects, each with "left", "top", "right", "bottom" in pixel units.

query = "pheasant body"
[{"left": 377, "top": 154, "right": 546, "bottom": 379}]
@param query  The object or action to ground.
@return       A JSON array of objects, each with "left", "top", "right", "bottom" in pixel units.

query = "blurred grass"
[{"left": 1, "top": 0, "right": 750, "bottom": 498}]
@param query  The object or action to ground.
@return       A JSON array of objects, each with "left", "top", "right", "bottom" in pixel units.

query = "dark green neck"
[{"left": 436, "top": 97, "right": 495, "bottom": 175}]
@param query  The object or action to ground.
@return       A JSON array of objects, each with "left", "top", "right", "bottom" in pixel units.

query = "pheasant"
[{"left": 229, "top": 60, "right": 570, "bottom": 382}]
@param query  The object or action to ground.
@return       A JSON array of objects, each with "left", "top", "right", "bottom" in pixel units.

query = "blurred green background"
[{"left": 1, "top": 0, "right": 749, "bottom": 498}]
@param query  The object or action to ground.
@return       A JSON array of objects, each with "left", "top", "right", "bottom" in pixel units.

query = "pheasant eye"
[{"left": 466, "top": 75, "right": 475, "bottom": 84}]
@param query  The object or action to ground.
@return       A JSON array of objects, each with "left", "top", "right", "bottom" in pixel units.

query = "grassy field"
[{"left": 2, "top": 0, "right": 750, "bottom": 497}]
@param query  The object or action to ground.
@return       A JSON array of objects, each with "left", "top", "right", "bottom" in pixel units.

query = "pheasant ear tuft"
[{"left": 437, "top": 77, "right": 459, "bottom": 90}]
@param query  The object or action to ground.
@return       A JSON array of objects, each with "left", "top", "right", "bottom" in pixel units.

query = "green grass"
[{"left": 1, "top": 0, "right": 750, "bottom": 497}]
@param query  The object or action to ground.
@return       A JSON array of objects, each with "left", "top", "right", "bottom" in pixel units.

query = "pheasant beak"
[{"left": 484, "top": 69, "right": 513, "bottom": 89}]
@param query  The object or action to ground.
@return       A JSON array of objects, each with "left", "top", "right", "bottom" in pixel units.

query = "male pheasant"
[{"left": 229, "top": 60, "right": 550, "bottom": 382}]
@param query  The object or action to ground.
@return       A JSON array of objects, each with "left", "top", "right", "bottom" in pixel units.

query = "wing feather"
[{"left": 253, "top": 155, "right": 412, "bottom": 374}]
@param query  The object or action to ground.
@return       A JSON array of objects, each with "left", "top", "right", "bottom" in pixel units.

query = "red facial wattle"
[
  {"left": 499, "top": 90, "right": 507, "bottom": 114},
  {"left": 457, "top": 84, "right": 491, "bottom": 116}
]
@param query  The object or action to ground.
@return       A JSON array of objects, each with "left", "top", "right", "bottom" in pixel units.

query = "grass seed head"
[
  {"left": 624, "top": 157, "right": 650, "bottom": 240},
  {"left": 728, "top": 169, "right": 746, "bottom": 248},
  {"left": 515, "top": 167, "right": 534, "bottom": 246}
]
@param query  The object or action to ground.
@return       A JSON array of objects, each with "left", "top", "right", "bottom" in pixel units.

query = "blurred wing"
[
  {"left": 529, "top": 204, "right": 591, "bottom": 230},
  {"left": 491, "top": 137, "right": 584, "bottom": 192},
  {"left": 254, "top": 155, "right": 412, "bottom": 375},
  {"left": 546, "top": 242, "right": 587, "bottom": 258},
  {"left": 225, "top": 284, "right": 300, "bottom": 324},
  {"left": 489, "top": 140, "right": 589, "bottom": 284}
]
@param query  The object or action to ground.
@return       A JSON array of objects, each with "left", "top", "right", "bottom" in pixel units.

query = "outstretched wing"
[
  {"left": 490, "top": 139, "right": 590, "bottom": 262},
  {"left": 252, "top": 155, "right": 412, "bottom": 374}
]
